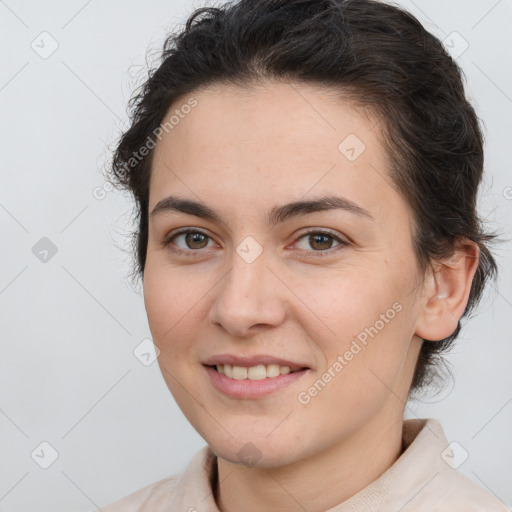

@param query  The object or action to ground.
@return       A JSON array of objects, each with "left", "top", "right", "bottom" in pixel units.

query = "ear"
[{"left": 415, "top": 240, "right": 480, "bottom": 342}]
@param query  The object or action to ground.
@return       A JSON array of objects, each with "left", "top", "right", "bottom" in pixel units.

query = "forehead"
[
  {"left": 161, "top": 80, "right": 378, "bottom": 146},
  {"left": 149, "top": 81, "right": 402, "bottom": 225}
]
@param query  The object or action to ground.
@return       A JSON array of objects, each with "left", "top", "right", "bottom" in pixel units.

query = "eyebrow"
[{"left": 150, "top": 194, "right": 374, "bottom": 225}]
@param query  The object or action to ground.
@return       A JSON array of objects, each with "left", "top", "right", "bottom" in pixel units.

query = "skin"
[{"left": 143, "top": 80, "right": 479, "bottom": 512}]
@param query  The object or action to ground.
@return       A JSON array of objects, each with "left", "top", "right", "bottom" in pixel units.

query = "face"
[{"left": 143, "top": 81, "right": 425, "bottom": 468}]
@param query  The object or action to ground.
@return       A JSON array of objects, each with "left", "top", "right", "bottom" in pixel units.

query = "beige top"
[{"left": 97, "top": 418, "right": 509, "bottom": 511}]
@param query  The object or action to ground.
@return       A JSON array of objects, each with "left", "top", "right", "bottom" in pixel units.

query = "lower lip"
[{"left": 204, "top": 365, "right": 310, "bottom": 399}]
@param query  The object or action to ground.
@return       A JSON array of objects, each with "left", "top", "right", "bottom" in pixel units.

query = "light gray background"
[{"left": 1, "top": 0, "right": 511, "bottom": 510}]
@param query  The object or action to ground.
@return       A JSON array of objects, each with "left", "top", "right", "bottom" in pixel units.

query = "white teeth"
[
  {"left": 232, "top": 366, "right": 248, "bottom": 380},
  {"left": 266, "top": 364, "right": 280, "bottom": 378},
  {"left": 214, "top": 363, "right": 301, "bottom": 380},
  {"left": 247, "top": 365, "right": 267, "bottom": 380}
]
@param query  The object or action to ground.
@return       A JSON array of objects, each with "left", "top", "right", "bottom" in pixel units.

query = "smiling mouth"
[{"left": 209, "top": 364, "right": 306, "bottom": 380}]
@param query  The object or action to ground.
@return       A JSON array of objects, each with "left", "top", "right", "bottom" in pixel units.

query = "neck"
[{"left": 214, "top": 409, "right": 405, "bottom": 512}]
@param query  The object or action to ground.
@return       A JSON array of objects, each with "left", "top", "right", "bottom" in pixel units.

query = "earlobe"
[{"left": 415, "top": 240, "right": 480, "bottom": 342}]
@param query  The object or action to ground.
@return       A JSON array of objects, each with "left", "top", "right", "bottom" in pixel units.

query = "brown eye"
[
  {"left": 293, "top": 230, "right": 347, "bottom": 256},
  {"left": 164, "top": 229, "right": 215, "bottom": 255},
  {"left": 183, "top": 231, "right": 209, "bottom": 249},
  {"left": 309, "top": 233, "right": 335, "bottom": 251}
]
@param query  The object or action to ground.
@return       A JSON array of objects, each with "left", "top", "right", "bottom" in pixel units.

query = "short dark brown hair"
[{"left": 107, "top": 0, "right": 498, "bottom": 397}]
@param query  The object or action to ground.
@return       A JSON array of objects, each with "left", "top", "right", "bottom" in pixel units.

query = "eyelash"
[{"left": 163, "top": 228, "right": 348, "bottom": 258}]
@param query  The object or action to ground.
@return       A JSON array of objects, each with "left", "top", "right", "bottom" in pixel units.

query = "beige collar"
[{"left": 168, "top": 418, "right": 454, "bottom": 511}]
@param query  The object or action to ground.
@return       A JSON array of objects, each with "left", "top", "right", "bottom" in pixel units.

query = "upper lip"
[{"left": 202, "top": 354, "right": 309, "bottom": 371}]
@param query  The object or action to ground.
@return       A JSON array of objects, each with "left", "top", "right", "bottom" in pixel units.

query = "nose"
[{"left": 208, "top": 247, "right": 287, "bottom": 338}]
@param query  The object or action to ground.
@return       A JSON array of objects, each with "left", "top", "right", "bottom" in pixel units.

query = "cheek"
[
  {"left": 143, "top": 267, "right": 206, "bottom": 409},
  {"left": 300, "top": 267, "right": 399, "bottom": 336},
  {"left": 297, "top": 261, "right": 415, "bottom": 381},
  {"left": 143, "top": 264, "right": 204, "bottom": 348}
]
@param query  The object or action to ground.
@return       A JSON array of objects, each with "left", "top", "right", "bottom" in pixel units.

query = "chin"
[{"left": 204, "top": 428, "right": 308, "bottom": 469}]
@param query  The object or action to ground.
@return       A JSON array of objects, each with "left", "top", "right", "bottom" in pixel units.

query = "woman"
[{"left": 98, "top": 0, "right": 506, "bottom": 510}]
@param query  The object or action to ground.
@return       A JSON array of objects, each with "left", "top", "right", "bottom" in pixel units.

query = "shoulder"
[
  {"left": 392, "top": 418, "right": 510, "bottom": 512},
  {"left": 97, "top": 474, "right": 180, "bottom": 512},
  {"left": 378, "top": 418, "right": 510, "bottom": 512},
  {"left": 407, "top": 468, "right": 510, "bottom": 511},
  {"left": 94, "top": 445, "right": 217, "bottom": 512}
]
